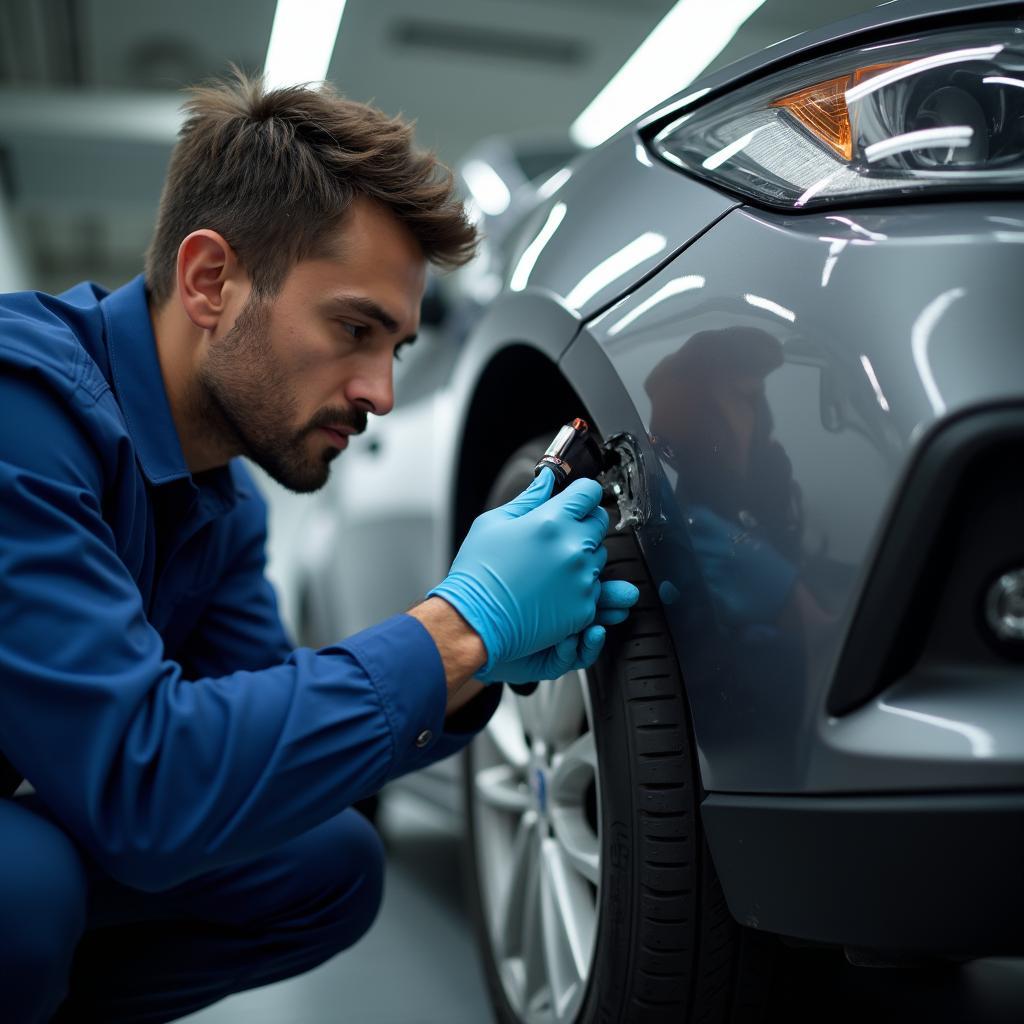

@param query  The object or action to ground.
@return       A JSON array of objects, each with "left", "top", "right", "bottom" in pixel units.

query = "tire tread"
[{"left": 466, "top": 441, "right": 773, "bottom": 1024}]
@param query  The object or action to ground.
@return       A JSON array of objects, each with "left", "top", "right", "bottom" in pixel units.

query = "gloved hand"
[
  {"left": 686, "top": 504, "right": 797, "bottom": 626},
  {"left": 489, "top": 623, "right": 608, "bottom": 684},
  {"left": 428, "top": 468, "right": 635, "bottom": 682},
  {"left": 496, "top": 577, "right": 640, "bottom": 685}
]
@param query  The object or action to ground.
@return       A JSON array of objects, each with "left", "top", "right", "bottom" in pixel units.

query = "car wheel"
[{"left": 464, "top": 439, "right": 773, "bottom": 1023}]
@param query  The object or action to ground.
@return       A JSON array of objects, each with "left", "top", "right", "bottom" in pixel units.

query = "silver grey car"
[{"left": 293, "top": 1, "right": 1024, "bottom": 1020}]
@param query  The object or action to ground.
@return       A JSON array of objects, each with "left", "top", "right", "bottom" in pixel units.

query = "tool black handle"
[{"left": 534, "top": 417, "right": 604, "bottom": 493}]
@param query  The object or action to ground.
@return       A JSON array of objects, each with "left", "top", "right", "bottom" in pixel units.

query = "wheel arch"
[
  {"left": 450, "top": 295, "right": 657, "bottom": 558},
  {"left": 452, "top": 343, "right": 591, "bottom": 554}
]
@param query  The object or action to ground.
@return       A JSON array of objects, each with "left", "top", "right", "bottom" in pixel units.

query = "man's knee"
[
  {"left": 336, "top": 808, "right": 386, "bottom": 946},
  {"left": 0, "top": 801, "right": 87, "bottom": 1022},
  {"left": 297, "top": 807, "right": 385, "bottom": 953},
  {"left": 246, "top": 806, "right": 385, "bottom": 966}
]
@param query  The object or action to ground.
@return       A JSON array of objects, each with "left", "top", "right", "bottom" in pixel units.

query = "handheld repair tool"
[
  {"left": 534, "top": 417, "right": 646, "bottom": 535},
  {"left": 534, "top": 417, "right": 605, "bottom": 493},
  {"left": 509, "top": 418, "right": 615, "bottom": 696}
]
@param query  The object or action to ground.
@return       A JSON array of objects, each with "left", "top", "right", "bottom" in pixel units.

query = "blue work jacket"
[{"left": 0, "top": 275, "right": 498, "bottom": 891}]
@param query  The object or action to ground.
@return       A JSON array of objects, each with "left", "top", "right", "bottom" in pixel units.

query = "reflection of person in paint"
[{"left": 644, "top": 327, "right": 833, "bottom": 656}]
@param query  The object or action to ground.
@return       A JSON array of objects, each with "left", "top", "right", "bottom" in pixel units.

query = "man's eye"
[
  {"left": 340, "top": 321, "right": 367, "bottom": 340},
  {"left": 394, "top": 341, "right": 415, "bottom": 362}
]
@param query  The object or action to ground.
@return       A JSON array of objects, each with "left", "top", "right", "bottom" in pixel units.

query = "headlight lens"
[{"left": 650, "top": 24, "right": 1024, "bottom": 209}]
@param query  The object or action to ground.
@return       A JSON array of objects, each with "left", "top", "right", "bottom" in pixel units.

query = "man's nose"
[{"left": 345, "top": 359, "right": 395, "bottom": 418}]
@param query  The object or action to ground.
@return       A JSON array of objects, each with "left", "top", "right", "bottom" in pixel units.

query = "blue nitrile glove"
[
  {"left": 490, "top": 623, "right": 608, "bottom": 685},
  {"left": 485, "top": 563, "right": 639, "bottom": 684},
  {"left": 492, "top": 580, "right": 640, "bottom": 684},
  {"left": 595, "top": 579, "right": 641, "bottom": 626},
  {"left": 686, "top": 504, "right": 798, "bottom": 626},
  {"left": 428, "top": 468, "right": 612, "bottom": 681}
]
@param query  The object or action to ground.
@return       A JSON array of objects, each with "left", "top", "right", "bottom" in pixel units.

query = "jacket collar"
[
  {"left": 101, "top": 275, "right": 191, "bottom": 487},
  {"left": 99, "top": 276, "right": 237, "bottom": 516}
]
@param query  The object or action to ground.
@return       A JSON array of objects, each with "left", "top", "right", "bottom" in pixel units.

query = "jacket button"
[{"left": 415, "top": 729, "right": 433, "bottom": 748}]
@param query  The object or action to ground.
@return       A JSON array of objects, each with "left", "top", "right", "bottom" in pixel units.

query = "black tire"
[{"left": 464, "top": 439, "right": 774, "bottom": 1024}]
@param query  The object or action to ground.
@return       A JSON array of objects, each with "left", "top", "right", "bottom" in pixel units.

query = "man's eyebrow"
[
  {"left": 327, "top": 295, "right": 418, "bottom": 346},
  {"left": 327, "top": 295, "right": 400, "bottom": 334}
]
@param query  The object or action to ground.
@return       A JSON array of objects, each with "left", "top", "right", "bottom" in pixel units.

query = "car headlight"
[{"left": 650, "top": 22, "right": 1024, "bottom": 209}]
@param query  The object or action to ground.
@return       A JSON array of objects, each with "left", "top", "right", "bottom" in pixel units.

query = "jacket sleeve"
[{"left": 0, "top": 369, "right": 485, "bottom": 891}]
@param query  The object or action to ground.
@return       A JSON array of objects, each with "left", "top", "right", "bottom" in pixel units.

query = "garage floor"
[{"left": 179, "top": 792, "right": 1024, "bottom": 1024}]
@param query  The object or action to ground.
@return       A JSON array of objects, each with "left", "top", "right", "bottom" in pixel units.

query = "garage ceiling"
[{"left": 0, "top": 0, "right": 874, "bottom": 292}]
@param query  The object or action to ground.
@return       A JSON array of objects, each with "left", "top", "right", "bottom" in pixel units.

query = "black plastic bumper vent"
[{"left": 828, "top": 405, "right": 1024, "bottom": 716}]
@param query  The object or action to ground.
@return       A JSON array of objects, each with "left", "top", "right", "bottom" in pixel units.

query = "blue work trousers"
[{"left": 0, "top": 797, "right": 385, "bottom": 1023}]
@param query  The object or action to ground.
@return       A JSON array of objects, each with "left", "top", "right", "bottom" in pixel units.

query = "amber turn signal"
[{"left": 771, "top": 62, "right": 908, "bottom": 160}]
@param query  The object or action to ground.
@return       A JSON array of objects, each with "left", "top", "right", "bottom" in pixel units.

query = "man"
[{"left": 0, "top": 73, "right": 638, "bottom": 1022}]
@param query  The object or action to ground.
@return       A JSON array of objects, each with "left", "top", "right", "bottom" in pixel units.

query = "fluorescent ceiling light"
[
  {"left": 878, "top": 700, "right": 994, "bottom": 759},
  {"left": 864, "top": 126, "right": 974, "bottom": 164},
  {"left": 744, "top": 293, "right": 796, "bottom": 322},
  {"left": 565, "top": 232, "right": 666, "bottom": 309},
  {"left": 983, "top": 75, "right": 1024, "bottom": 89},
  {"left": 608, "top": 274, "right": 705, "bottom": 336},
  {"left": 536, "top": 166, "right": 573, "bottom": 200},
  {"left": 859, "top": 354, "right": 890, "bottom": 412},
  {"left": 571, "top": 0, "right": 767, "bottom": 149},
  {"left": 845, "top": 45, "right": 1003, "bottom": 103},
  {"left": 702, "top": 124, "right": 771, "bottom": 170},
  {"left": 911, "top": 287, "right": 965, "bottom": 416},
  {"left": 510, "top": 203, "right": 568, "bottom": 292},
  {"left": 462, "top": 159, "right": 512, "bottom": 217},
  {"left": 264, "top": 0, "right": 348, "bottom": 90}
]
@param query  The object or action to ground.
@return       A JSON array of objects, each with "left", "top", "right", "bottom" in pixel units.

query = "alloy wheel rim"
[{"left": 472, "top": 670, "right": 602, "bottom": 1023}]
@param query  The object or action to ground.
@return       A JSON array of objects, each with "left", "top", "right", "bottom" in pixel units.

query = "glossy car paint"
[
  {"left": 458, "top": 0, "right": 1024, "bottom": 799},
  {"left": 502, "top": 130, "right": 737, "bottom": 319},
  {"left": 571, "top": 202, "right": 1024, "bottom": 793}
]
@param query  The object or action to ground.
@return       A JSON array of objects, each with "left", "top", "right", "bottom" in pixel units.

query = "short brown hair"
[{"left": 145, "top": 69, "right": 477, "bottom": 305}]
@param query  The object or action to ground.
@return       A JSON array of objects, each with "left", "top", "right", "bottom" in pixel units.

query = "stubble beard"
[{"left": 195, "top": 297, "right": 347, "bottom": 494}]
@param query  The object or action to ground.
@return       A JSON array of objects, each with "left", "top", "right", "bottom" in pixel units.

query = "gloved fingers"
[
  {"left": 579, "top": 506, "right": 611, "bottom": 551},
  {"left": 500, "top": 468, "right": 555, "bottom": 519},
  {"left": 594, "top": 544, "right": 609, "bottom": 575},
  {"left": 551, "top": 478, "right": 605, "bottom": 521},
  {"left": 553, "top": 633, "right": 580, "bottom": 667},
  {"left": 483, "top": 621, "right": 608, "bottom": 683},
  {"left": 531, "top": 635, "right": 580, "bottom": 681},
  {"left": 594, "top": 579, "right": 639, "bottom": 625},
  {"left": 576, "top": 624, "right": 606, "bottom": 668},
  {"left": 588, "top": 504, "right": 611, "bottom": 533},
  {"left": 598, "top": 579, "right": 640, "bottom": 609}
]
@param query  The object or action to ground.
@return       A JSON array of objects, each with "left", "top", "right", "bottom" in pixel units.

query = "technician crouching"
[{"left": 0, "top": 73, "right": 638, "bottom": 1023}]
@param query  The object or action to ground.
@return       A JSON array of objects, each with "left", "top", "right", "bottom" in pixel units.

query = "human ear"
[{"left": 176, "top": 230, "right": 242, "bottom": 332}]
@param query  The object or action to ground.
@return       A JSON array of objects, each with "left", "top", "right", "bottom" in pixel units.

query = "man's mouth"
[{"left": 319, "top": 425, "right": 353, "bottom": 449}]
